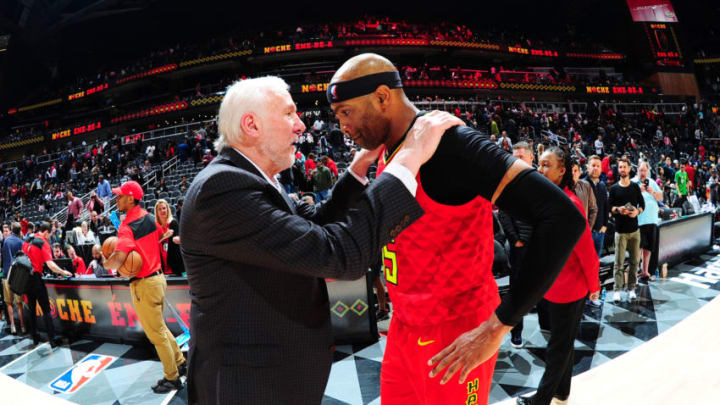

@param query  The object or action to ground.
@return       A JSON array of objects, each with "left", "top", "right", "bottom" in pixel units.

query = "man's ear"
[
  {"left": 374, "top": 85, "right": 392, "bottom": 111},
  {"left": 241, "top": 113, "right": 261, "bottom": 139}
]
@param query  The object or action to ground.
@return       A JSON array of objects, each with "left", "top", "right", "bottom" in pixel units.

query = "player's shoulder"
[{"left": 437, "top": 124, "right": 490, "bottom": 156}]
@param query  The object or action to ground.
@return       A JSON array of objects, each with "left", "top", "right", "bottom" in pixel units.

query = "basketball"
[
  {"left": 118, "top": 251, "right": 143, "bottom": 278},
  {"left": 102, "top": 236, "right": 117, "bottom": 259}
]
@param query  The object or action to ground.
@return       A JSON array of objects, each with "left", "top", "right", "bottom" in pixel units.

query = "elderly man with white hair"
[{"left": 179, "top": 76, "right": 464, "bottom": 404}]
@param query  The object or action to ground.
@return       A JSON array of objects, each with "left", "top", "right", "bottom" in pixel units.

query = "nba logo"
[{"left": 49, "top": 354, "right": 116, "bottom": 393}]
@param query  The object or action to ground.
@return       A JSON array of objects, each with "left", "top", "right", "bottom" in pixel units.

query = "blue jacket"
[{"left": 1, "top": 234, "right": 23, "bottom": 277}]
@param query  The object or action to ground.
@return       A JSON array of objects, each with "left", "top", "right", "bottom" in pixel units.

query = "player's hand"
[
  {"left": 627, "top": 209, "right": 639, "bottom": 218},
  {"left": 514, "top": 241, "right": 524, "bottom": 248},
  {"left": 63, "top": 270, "right": 73, "bottom": 277},
  {"left": 395, "top": 111, "right": 465, "bottom": 175},
  {"left": 428, "top": 312, "right": 511, "bottom": 385},
  {"left": 589, "top": 290, "right": 600, "bottom": 301},
  {"left": 599, "top": 226, "right": 607, "bottom": 234}
]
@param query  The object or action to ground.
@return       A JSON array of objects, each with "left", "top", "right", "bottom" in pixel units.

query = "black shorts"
[{"left": 639, "top": 224, "right": 657, "bottom": 250}]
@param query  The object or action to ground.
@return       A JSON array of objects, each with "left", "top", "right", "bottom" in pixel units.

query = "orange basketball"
[
  {"left": 118, "top": 251, "right": 143, "bottom": 278},
  {"left": 102, "top": 236, "right": 117, "bottom": 259}
]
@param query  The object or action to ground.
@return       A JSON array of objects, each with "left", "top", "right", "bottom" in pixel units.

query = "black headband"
[{"left": 326, "top": 71, "right": 403, "bottom": 104}]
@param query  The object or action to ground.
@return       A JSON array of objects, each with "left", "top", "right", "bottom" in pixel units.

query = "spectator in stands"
[
  {"left": 178, "top": 176, "right": 189, "bottom": 193},
  {"left": 594, "top": 135, "right": 604, "bottom": 157},
  {"left": 674, "top": 159, "right": 690, "bottom": 210},
  {"left": 76, "top": 221, "right": 97, "bottom": 245},
  {"left": 157, "top": 177, "right": 169, "bottom": 193},
  {"left": 312, "top": 159, "right": 333, "bottom": 202},
  {"left": 99, "top": 216, "right": 114, "bottom": 234},
  {"left": 305, "top": 152, "right": 317, "bottom": 176},
  {"left": 321, "top": 155, "right": 338, "bottom": 178},
  {"left": 708, "top": 168, "right": 720, "bottom": 206},
  {"left": 87, "top": 192, "right": 104, "bottom": 215},
  {"left": 66, "top": 191, "right": 83, "bottom": 233},
  {"left": 66, "top": 245, "right": 88, "bottom": 275},
  {"left": 608, "top": 158, "right": 644, "bottom": 303},
  {"left": 1, "top": 222, "right": 25, "bottom": 335},
  {"left": 155, "top": 199, "right": 184, "bottom": 276},
  {"left": 572, "top": 161, "right": 597, "bottom": 229},
  {"left": 633, "top": 161, "right": 663, "bottom": 281},
  {"left": 497, "top": 131, "right": 513, "bottom": 149},
  {"left": 89, "top": 211, "right": 102, "bottom": 235},
  {"left": 24, "top": 222, "right": 35, "bottom": 241}
]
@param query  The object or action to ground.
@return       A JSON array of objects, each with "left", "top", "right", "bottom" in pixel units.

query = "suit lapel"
[{"left": 219, "top": 148, "right": 297, "bottom": 214}]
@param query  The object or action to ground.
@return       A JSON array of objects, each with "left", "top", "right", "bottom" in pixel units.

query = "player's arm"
[{"left": 426, "top": 127, "right": 585, "bottom": 384}]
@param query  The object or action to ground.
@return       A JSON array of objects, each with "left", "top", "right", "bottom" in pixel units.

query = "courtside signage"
[{"left": 49, "top": 354, "right": 116, "bottom": 393}]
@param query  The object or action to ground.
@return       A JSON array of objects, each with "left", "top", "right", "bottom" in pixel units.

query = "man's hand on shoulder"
[{"left": 394, "top": 111, "right": 465, "bottom": 175}]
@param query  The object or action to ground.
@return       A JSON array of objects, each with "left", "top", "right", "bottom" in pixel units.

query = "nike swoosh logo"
[{"left": 417, "top": 338, "right": 435, "bottom": 346}]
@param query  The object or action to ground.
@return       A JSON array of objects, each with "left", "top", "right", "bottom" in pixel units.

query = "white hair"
[{"left": 215, "top": 76, "right": 290, "bottom": 153}]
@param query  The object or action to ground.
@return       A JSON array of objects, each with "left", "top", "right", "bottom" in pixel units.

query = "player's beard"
[{"left": 354, "top": 109, "right": 391, "bottom": 151}]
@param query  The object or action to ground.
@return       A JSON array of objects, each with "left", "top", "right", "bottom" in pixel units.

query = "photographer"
[
  {"left": 632, "top": 161, "right": 663, "bottom": 281},
  {"left": 608, "top": 158, "right": 645, "bottom": 303}
]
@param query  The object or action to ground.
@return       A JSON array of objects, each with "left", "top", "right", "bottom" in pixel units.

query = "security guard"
[{"left": 103, "top": 181, "right": 186, "bottom": 393}]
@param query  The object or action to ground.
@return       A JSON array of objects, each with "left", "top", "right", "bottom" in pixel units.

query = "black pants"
[
  {"left": 533, "top": 297, "right": 585, "bottom": 405},
  {"left": 509, "top": 245, "right": 528, "bottom": 340},
  {"left": 26, "top": 273, "right": 55, "bottom": 341}
]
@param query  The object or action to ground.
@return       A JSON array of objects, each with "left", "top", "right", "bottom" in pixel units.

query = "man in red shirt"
[
  {"left": 103, "top": 181, "right": 186, "bottom": 393},
  {"left": 66, "top": 245, "right": 88, "bottom": 275},
  {"left": 24, "top": 222, "right": 73, "bottom": 347}
]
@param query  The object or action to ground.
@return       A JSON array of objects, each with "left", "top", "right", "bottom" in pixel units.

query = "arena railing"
[{"left": 51, "top": 155, "right": 179, "bottom": 225}]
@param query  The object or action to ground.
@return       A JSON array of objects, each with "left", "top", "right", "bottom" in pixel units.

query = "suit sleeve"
[
  {"left": 182, "top": 172, "right": 423, "bottom": 280},
  {"left": 295, "top": 170, "right": 367, "bottom": 225}
]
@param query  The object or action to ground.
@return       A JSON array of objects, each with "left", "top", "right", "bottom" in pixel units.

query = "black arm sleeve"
[
  {"left": 497, "top": 211, "right": 519, "bottom": 245},
  {"left": 420, "top": 126, "right": 517, "bottom": 205},
  {"left": 493, "top": 169, "right": 586, "bottom": 326}
]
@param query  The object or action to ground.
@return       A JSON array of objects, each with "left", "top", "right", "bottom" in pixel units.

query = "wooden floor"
[{"left": 492, "top": 294, "right": 720, "bottom": 405}]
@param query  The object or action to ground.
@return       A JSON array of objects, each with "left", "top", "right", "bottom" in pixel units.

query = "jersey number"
[{"left": 382, "top": 240, "right": 398, "bottom": 285}]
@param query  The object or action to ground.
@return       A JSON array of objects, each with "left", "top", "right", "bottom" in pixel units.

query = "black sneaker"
[
  {"left": 376, "top": 309, "right": 389, "bottom": 321},
  {"left": 177, "top": 362, "right": 187, "bottom": 377},
  {"left": 151, "top": 377, "right": 182, "bottom": 393},
  {"left": 50, "top": 337, "right": 62, "bottom": 349},
  {"left": 510, "top": 336, "right": 524, "bottom": 349},
  {"left": 32, "top": 334, "right": 42, "bottom": 346}
]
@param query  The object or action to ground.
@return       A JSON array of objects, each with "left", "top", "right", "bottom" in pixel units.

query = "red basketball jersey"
[{"left": 378, "top": 148, "right": 500, "bottom": 327}]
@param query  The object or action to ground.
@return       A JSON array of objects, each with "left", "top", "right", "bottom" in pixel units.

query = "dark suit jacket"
[{"left": 180, "top": 148, "right": 422, "bottom": 405}]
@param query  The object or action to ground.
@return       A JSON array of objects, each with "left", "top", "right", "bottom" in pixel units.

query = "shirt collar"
[
  {"left": 123, "top": 205, "right": 145, "bottom": 224},
  {"left": 232, "top": 148, "right": 283, "bottom": 193}
]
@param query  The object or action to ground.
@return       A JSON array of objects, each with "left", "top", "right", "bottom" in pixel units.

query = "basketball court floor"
[{"left": 0, "top": 250, "right": 718, "bottom": 405}]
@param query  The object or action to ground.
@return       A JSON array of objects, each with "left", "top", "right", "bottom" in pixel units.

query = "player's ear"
[{"left": 374, "top": 85, "right": 391, "bottom": 111}]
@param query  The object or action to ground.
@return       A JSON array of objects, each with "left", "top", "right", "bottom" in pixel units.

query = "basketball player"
[
  {"left": 328, "top": 54, "right": 586, "bottom": 404},
  {"left": 103, "top": 180, "right": 187, "bottom": 393}
]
